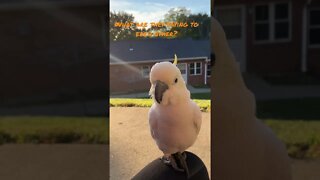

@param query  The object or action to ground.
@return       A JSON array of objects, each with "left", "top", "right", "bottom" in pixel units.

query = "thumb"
[{"left": 211, "top": 17, "right": 230, "bottom": 55}]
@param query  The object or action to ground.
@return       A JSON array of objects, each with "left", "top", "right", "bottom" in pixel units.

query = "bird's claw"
[
  {"left": 181, "top": 152, "right": 187, "bottom": 160},
  {"left": 161, "top": 156, "right": 170, "bottom": 164},
  {"left": 161, "top": 155, "right": 185, "bottom": 172}
]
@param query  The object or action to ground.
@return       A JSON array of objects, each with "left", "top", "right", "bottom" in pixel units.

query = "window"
[
  {"left": 141, "top": 66, "right": 150, "bottom": 78},
  {"left": 254, "top": 3, "right": 290, "bottom": 42},
  {"left": 274, "top": 3, "right": 290, "bottom": 39},
  {"left": 215, "top": 8, "right": 242, "bottom": 39},
  {"left": 255, "top": 5, "right": 269, "bottom": 41},
  {"left": 207, "top": 62, "right": 211, "bottom": 77},
  {"left": 309, "top": 9, "right": 320, "bottom": 45},
  {"left": 189, "top": 62, "right": 201, "bottom": 75},
  {"left": 177, "top": 64, "right": 186, "bottom": 74}
]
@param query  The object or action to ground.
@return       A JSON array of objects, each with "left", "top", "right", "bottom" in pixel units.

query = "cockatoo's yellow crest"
[{"left": 173, "top": 54, "right": 178, "bottom": 65}]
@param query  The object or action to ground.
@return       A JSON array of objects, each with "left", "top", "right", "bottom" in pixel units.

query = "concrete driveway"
[{"left": 110, "top": 107, "right": 211, "bottom": 180}]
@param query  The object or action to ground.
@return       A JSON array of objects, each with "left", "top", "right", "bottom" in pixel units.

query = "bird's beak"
[{"left": 155, "top": 80, "right": 169, "bottom": 104}]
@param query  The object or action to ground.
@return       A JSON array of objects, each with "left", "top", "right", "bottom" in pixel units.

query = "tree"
[
  {"left": 187, "top": 13, "right": 211, "bottom": 39},
  {"left": 162, "top": 7, "right": 210, "bottom": 39},
  {"left": 109, "top": 11, "right": 137, "bottom": 41},
  {"left": 164, "top": 7, "right": 191, "bottom": 22}
]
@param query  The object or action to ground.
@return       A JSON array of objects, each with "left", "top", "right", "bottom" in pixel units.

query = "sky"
[{"left": 110, "top": 0, "right": 210, "bottom": 23}]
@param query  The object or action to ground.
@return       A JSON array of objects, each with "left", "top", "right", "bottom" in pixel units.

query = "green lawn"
[
  {"left": 257, "top": 98, "right": 320, "bottom": 159},
  {"left": 0, "top": 116, "right": 108, "bottom": 144},
  {"left": 110, "top": 98, "right": 211, "bottom": 112},
  {"left": 110, "top": 97, "right": 320, "bottom": 159},
  {"left": 118, "top": 92, "right": 211, "bottom": 100},
  {"left": 192, "top": 85, "right": 210, "bottom": 88},
  {"left": 1, "top": 98, "right": 319, "bottom": 159},
  {"left": 191, "top": 92, "right": 211, "bottom": 99},
  {"left": 263, "top": 120, "right": 320, "bottom": 159}
]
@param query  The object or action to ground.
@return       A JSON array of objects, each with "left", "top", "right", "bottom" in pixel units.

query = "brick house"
[
  {"left": 110, "top": 38, "right": 211, "bottom": 93},
  {"left": 214, "top": 0, "right": 320, "bottom": 76},
  {"left": 0, "top": 0, "right": 108, "bottom": 105}
]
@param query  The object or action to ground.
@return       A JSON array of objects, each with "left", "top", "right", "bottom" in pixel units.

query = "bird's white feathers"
[{"left": 148, "top": 61, "right": 202, "bottom": 155}]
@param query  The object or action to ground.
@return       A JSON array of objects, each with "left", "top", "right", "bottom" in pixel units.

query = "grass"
[
  {"left": 113, "top": 93, "right": 211, "bottom": 100},
  {"left": 110, "top": 97, "right": 320, "bottom": 159},
  {"left": 191, "top": 93, "right": 211, "bottom": 99},
  {"left": 110, "top": 98, "right": 211, "bottom": 112},
  {"left": 257, "top": 98, "right": 320, "bottom": 159},
  {"left": 263, "top": 120, "right": 320, "bottom": 159},
  {"left": 0, "top": 116, "right": 108, "bottom": 144},
  {"left": 1, "top": 98, "right": 319, "bottom": 159},
  {"left": 192, "top": 85, "right": 210, "bottom": 88}
]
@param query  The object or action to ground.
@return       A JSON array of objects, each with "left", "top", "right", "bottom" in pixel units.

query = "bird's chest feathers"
[{"left": 157, "top": 102, "right": 193, "bottom": 127}]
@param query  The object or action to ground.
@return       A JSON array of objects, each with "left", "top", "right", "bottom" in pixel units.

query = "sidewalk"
[
  {"left": 110, "top": 85, "right": 210, "bottom": 98},
  {"left": 0, "top": 100, "right": 108, "bottom": 116},
  {"left": 111, "top": 79, "right": 320, "bottom": 101},
  {"left": 243, "top": 74, "right": 320, "bottom": 100}
]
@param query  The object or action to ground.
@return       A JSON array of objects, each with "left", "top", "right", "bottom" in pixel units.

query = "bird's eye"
[{"left": 174, "top": 78, "right": 178, "bottom": 83}]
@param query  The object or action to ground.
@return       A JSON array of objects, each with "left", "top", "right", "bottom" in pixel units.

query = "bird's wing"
[
  {"left": 191, "top": 101, "right": 202, "bottom": 134},
  {"left": 148, "top": 106, "right": 158, "bottom": 140}
]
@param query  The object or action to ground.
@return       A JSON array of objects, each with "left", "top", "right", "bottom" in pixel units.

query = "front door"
[
  {"left": 215, "top": 6, "right": 246, "bottom": 72},
  {"left": 177, "top": 63, "right": 188, "bottom": 84}
]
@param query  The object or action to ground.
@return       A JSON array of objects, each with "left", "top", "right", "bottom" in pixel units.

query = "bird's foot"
[
  {"left": 161, "top": 156, "right": 170, "bottom": 164},
  {"left": 161, "top": 155, "right": 185, "bottom": 172},
  {"left": 173, "top": 152, "right": 190, "bottom": 178},
  {"left": 181, "top": 151, "right": 187, "bottom": 160}
]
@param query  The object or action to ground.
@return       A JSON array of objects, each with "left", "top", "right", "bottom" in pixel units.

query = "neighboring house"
[
  {"left": 0, "top": 0, "right": 107, "bottom": 105},
  {"left": 215, "top": 0, "right": 320, "bottom": 76},
  {"left": 110, "top": 38, "right": 211, "bottom": 94}
]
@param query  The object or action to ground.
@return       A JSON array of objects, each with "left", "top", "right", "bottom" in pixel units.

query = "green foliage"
[
  {"left": 110, "top": 98, "right": 153, "bottom": 107},
  {"left": 193, "top": 100, "right": 211, "bottom": 112},
  {"left": 109, "top": 11, "right": 137, "bottom": 41},
  {"left": 0, "top": 117, "right": 108, "bottom": 144},
  {"left": 110, "top": 98, "right": 210, "bottom": 112},
  {"left": 163, "top": 7, "right": 210, "bottom": 39}
]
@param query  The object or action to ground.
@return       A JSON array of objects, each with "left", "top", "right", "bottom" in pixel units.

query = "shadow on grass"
[{"left": 257, "top": 98, "right": 320, "bottom": 120}]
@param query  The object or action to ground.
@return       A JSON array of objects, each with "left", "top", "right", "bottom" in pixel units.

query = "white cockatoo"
[{"left": 148, "top": 55, "right": 202, "bottom": 177}]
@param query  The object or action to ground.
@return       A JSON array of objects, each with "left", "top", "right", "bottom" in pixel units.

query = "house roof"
[{"left": 110, "top": 38, "right": 210, "bottom": 64}]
